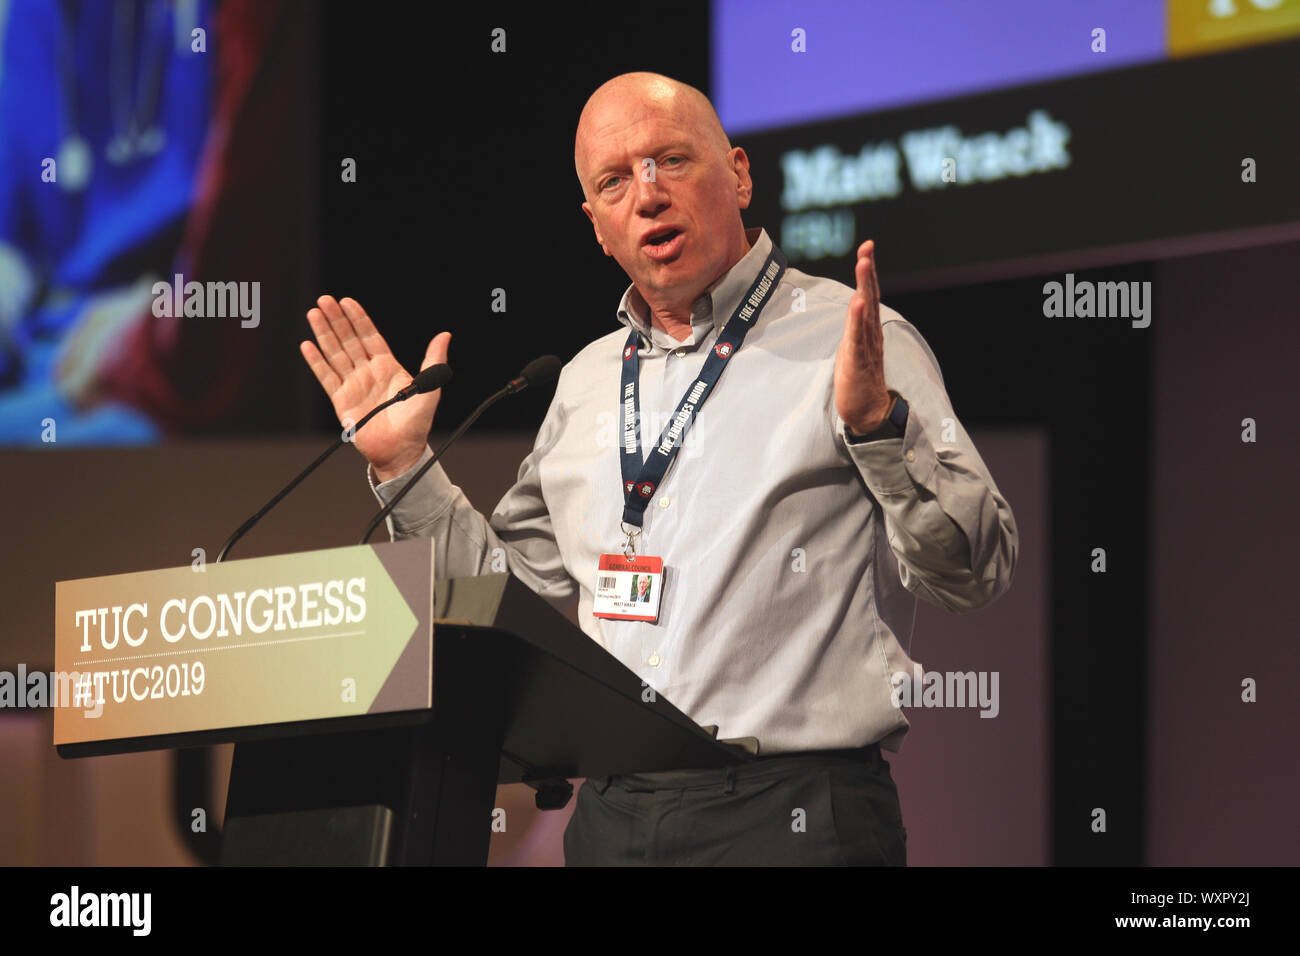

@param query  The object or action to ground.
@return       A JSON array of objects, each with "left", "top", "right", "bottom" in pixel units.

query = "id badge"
[{"left": 592, "top": 553, "right": 664, "bottom": 623}]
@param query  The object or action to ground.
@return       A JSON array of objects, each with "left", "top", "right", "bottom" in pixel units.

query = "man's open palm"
[
  {"left": 300, "top": 295, "right": 449, "bottom": 481},
  {"left": 834, "top": 239, "right": 892, "bottom": 435}
]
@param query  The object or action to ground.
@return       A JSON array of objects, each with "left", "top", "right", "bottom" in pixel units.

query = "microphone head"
[
  {"left": 518, "top": 355, "right": 562, "bottom": 389},
  {"left": 412, "top": 363, "right": 452, "bottom": 394}
]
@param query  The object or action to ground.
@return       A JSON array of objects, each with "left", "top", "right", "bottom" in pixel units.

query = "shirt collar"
[{"left": 616, "top": 226, "right": 772, "bottom": 351}]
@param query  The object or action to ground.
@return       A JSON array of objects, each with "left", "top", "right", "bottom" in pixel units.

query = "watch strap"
[{"left": 846, "top": 391, "right": 908, "bottom": 443}]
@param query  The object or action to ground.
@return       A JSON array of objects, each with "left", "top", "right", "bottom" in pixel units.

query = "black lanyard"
[{"left": 619, "top": 245, "right": 788, "bottom": 531}]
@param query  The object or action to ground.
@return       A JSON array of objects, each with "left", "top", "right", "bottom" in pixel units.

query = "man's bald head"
[
  {"left": 574, "top": 72, "right": 732, "bottom": 195},
  {"left": 573, "top": 71, "right": 754, "bottom": 329}
]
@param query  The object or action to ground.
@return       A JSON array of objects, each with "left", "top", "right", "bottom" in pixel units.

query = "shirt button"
[
  {"left": 674, "top": 348, "right": 685, "bottom": 357},
  {"left": 906, "top": 450, "right": 916, "bottom": 462},
  {"left": 658, "top": 496, "right": 671, "bottom": 509},
  {"left": 648, "top": 653, "right": 662, "bottom": 667}
]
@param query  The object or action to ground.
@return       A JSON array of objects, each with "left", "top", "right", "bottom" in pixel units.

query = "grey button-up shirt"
[{"left": 369, "top": 226, "right": 1018, "bottom": 754}]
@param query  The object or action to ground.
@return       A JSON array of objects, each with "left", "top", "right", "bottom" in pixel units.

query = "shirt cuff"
[
  {"left": 841, "top": 400, "right": 936, "bottom": 496},
  {"left": 366, "top": 444, "right": 455, "bottom": 537}
]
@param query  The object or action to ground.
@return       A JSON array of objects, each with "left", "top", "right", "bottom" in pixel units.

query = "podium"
[{"left": 54, "top": 541, "right": 750, "bottom": 865}]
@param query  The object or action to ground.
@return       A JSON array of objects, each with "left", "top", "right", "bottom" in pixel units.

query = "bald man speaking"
[{"left": 301, "top": 72, "right": 1019, "bottom": 866}]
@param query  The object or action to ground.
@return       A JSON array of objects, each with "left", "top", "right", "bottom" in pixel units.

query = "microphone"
[
  {"left": 358, "top": 355, "right": 562, "bottom": 544},
  {"left": 394, "top": 363, "right": 455, "bottom": 400},
  {"left": 216, "top": 363, "right": 452, "bottom": 562},
  {"left": 506, "top": 355, "right": 562, "bottom": 394}
]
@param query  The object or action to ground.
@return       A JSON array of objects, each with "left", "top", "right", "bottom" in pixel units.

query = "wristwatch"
[{"left": 846, "top": 390, "right": 909, "bottom": 443}]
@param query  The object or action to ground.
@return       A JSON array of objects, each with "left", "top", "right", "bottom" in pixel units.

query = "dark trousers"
[{"left": 563, "top": 744, "right": 907, "bottom": 866}]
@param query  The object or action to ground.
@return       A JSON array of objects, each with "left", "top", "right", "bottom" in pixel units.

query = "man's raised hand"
[
  {"left": 833, "top": 239, "right": 893, "bottom": 435},
  {"left": 300, "top": 295, "right": 450, "bottom": 482}
]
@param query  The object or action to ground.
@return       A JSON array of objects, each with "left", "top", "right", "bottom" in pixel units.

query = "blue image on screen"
[
  {"left": 0, "top": 0, "right": 214, "bottom": 445},
  {"left": 711, "top": 0, "right": 1166, "bottom": 135}
]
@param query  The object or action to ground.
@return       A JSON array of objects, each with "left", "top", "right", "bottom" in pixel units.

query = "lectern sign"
[{"left": 53, "top": 539, "right": 434, "bottom": 746}]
